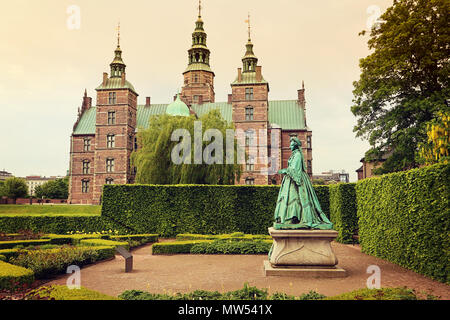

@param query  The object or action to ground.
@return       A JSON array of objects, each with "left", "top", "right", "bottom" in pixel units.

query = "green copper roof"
[
  {"left": 166, "top": 94, "right": 190, "bottom": 117},
  {"left": 96, "top": 77, "right": 136, "bottom": 93},
  {"left": 231, "top": 71, "right": 268, "bottom": 85},
  {"left": 73, "top": 107, "right": 97, "bottom": 135},
  {"left": 184, "top": 63, "right": 214, "bottom": 74},
  {"left": 73, "top": 100, "right": 306, "bottom": 135}
]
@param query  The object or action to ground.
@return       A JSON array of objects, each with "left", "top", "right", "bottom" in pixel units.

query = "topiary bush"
[{"left": 356, "top": 163, "right": 450, "bottom": 283}]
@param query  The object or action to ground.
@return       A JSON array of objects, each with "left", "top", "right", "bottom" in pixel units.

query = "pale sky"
[{"left": 0, "top": 0, "right": 393, "bottom": 182}]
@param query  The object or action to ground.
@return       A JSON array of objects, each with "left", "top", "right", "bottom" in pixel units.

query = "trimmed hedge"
[
  {"left": 0, "top": 216, "right": 110, "bottom": 234},
  {"left": 27, "top": 285, "right": 119, "bottom": 300},
  {"left": 152, "top": 240, "right": 212, "bottom": 254},
  {"left": 0, "top": 255, "right": 6, "bottom": 262},
  {"left": 325, "top": 287, "right": 417, "bottom": 300},
  {"left": 0, "top": 239, "right": 51, "bottom": 250},
  {"left": 42, "top": 234, "right": 108, "bottom": 245},
  {"left": 329, "top": 183, "right": 358, "bottom": 244},
  {"left": 10, "top": 246, "right": 116, "bottom": 279},
  {"left": 0, "top": 249, "right": 19, "bottom": 261},
  {"left": 191, "top": 240, "right": 272, "bottom": 254},
  {"left": 356, "top": 163, "right": 450, "bottom": 283},
  {"left": 102, "top": 185, "right": 330, "bottom": 237},
  {"left": 176, "top": 233, "right": 271, "bottom": 242},
  {"left": 0, "top": 260, "right": 34, "bottom": 291},
  {"left": 80, "top": 239, "right": 130, "bottom": 250}
]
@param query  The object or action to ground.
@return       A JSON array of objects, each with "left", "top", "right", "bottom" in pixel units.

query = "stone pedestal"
[{"left": 264, "top": 227, "right": 347, "bottom": 278}]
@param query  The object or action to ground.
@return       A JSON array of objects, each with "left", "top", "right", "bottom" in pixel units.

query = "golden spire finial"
[
  {"left": 245, "top": 13, "right": 251, "bottom": 41},
  {"left": 198, "top": 0, "right": 202, "bottom": 18},
  {"left": 116, "top": 22, "right": 121, "bottom": 48}
]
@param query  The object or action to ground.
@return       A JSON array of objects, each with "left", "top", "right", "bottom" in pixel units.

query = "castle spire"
[
  {"left": 110, "top": 22, "right": 126, "bottom": 78},
  {"left": 242, "top": 13, "right": 258, "bottom": 73},
  {"left": 186, "top": 1, "right": 212, "bottom": 70}
]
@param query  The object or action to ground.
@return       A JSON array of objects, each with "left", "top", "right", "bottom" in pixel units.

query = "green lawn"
[{"left": 0, "top": 205, "right": 101, "bottom": 217}]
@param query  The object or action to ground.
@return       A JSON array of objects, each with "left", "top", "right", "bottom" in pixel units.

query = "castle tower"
[
  {"left": 181, "top": 0, "right": 215, "bottom": 106},
  {"left": 231, "top": 15, "right": 270, "bottom": 185},
  {"left": 92, "top": 25, "right": 138, "bottom": 204}
]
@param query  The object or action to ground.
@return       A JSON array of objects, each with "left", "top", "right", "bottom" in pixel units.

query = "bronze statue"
[{"left": 274, "top": 137, "right": 333, "bottom": 230}]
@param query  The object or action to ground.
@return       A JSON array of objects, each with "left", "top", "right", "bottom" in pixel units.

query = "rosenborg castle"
[{"left": 68, "top": 6, "right": 313, "bottom": 204}]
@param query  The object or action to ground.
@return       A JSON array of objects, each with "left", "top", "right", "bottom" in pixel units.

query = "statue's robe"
[{"left": 273, "top": 148, "right": 333, "bottom": 230}]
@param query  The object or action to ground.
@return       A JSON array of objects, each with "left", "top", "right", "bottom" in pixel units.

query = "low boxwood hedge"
[
  {"left": 9, "top": 246, "right": 115, "bottom": 279},
  {"left": 27, "top": 285, "right": 119, "bottom": 300},
  {"left": 176, "top": 233, "right": 271, "bottom": 242},
  {"left": 42, "top": 234, "right": 108, "bottom": 245},
  {"left": 152, "top": 240, "right": 212, "bottom": 255},
  {"left": 0, "top": 239, "right": 51, "bottom": 250},
  {"left": 79, "top": 239, "right": 130, "bottom": 250},
  {"left": 191, "top": 240, "right": 272, "bottom": 255},
  {"left": 0, "top": 255, "right": 6, "bottom": 262},
  {"left": 0, "top": 260, "right": 34, "bottom": 291}
]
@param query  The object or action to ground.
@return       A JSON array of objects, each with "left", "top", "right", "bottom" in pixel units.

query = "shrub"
[
  {"left": 80, "top": 239, "right": 130, "bottom": 250},
  {"left": 101, "top": 185, "right": 330, "bottom": 237},
  {"left": 190, "top": 240, "right": 272, "bottom": 255},
  {"left": 0, "top": 216, "right": 114, "bottom": 234},
  {"left": 109, "top": 234, "right": 158, "bottom": 248},
  {"left": 0, "top": 239, "right": 51, "bottom": 250},
  {"left": 0, "top": 261, "right": 34, "bottom": 291},
  {"left": 9, "top": 246, "right": 115, "bottom": 279},
  {"left": 356, "top": 163, "right": 449, "bottom": 283},
  {"left": 326, "top": 287, "right": 417, "bottom": 300},
  {"left": 152, "top": 240, "right": 212, "bottom": 254},
  {"left": 0, "top": 255, "right": 6, "bottom": 262},
  {"left": 329, "top": 183, "right": 358, "bottom": 243},
  {"left": 26, "top": 285, "right": 119, "bottom": 300}
]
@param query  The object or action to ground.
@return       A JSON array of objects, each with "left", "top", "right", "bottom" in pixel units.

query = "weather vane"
[
  {"left": 245, "top": 13, "right": 251, "bottom": 41},
  {"left": 117, "top": 22, "right": 121, "bottom": 47}
]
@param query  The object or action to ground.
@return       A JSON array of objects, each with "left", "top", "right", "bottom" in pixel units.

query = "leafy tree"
[
  {"left": 352, "top": 0, "right": 450, "bottom": 174},
  {"left": 3, "top": 177, "right": 28, "bottom": 202},
  {"left": 0, "top": 181, "right": 5, "bottom": 197},
  {"left": 131, "top": 110, "right": 241, "bottom": 185},
  {"left": 312, "top": 178, "right": 326, "bottom": 185},
  {"left": 418, "top": 111, "right": 450, "bottom": 165},
  {"left": 35, "top": 178, "right": 69, "bottom": 199}
]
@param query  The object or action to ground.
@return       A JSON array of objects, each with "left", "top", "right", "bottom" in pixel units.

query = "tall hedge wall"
[
  {"left": 329, "top": 183, "right": 357, "bottom": 244},
  {"left": 101, "top": 185, "right": 330, "bottom": 237},
  {"left": 356, "top": 163, "right": 449, "bottom": 283}
]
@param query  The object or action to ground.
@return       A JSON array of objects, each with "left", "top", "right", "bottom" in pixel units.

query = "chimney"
[
  {"left": 298, "top": 81, "right": 306, "bottom": 108},
  {"left": 145, "top": 97, "right": 151, "bottom": 107},
  {"left": 103, "top": 73, "right": 108, "bottom": 86},
  {"left": 228, "top": 94, "right": 233, "bottom": 104},
  {"left": 198, "top": 95, "right": 203, "bottom": 105},
  {"left": 238, "top": 68, "right": 242, "bottom": 82},
  {"left": 255, "top": 66, "right": 262, "bottom": 82},
  {"left": 121, "top": 72, "right": 126, "bottom": 86}
]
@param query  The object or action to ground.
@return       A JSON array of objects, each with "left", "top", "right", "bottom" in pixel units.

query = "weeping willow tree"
[{"left": 131, "top": 110, "right": 242, "bottom": 184}]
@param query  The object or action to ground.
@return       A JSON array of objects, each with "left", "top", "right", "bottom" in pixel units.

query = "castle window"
[
  {"left": 193, "top": 95, "right": 199, "bottom": 103},
  {"left": 81, "top": 180, "right": 89, "bottom": 193},
  {"left": 82, "top": 161, "right": 90, "bottom": 174},
  {"left": 245, "top": 106, "right": 254, "bottom": 121},
  {"left": 134, "top": 137, "right": 138, "bottom": 151},
  {"left": 307, "top": 136, "right": 312, "bottom": 149},
  {"left": 245, "top": 130, "right": 255, "bottom": 147},
  {"left": 106, "top": 159, "right": 115, "bottom": 173},
  {"left": 194, "top": 74, "right": 198, "bottom": 82},
  {"left": 245, "top": 178, "right": 255, "bottom": 185},
  {"left": 245, "top": 88, "right": 253, "bottom": 100},
  {"left": 105, "top": 178, "right": 114, "bottom": 185},
  {"left": 307, "top": 160, "right": 312, "bottom": 174},
  {"left": 108, "top": 92, "right": 117, "bottom": 104},
  {"left": 108, "top": 111, "right": 116, "bottom": 125},
  {"left": 246, "top": 156, "right": 255, "bottom": 172},
  {"left": 107, "top": 135, "right": 115, "bottom": 148},
  {"left": 83, "top": 138, "right": 91, "bottom": 152}
]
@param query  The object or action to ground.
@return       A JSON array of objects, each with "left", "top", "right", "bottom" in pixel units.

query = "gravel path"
[{"left": 45, "top": 242, "right": 450, "bottom": 299}]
